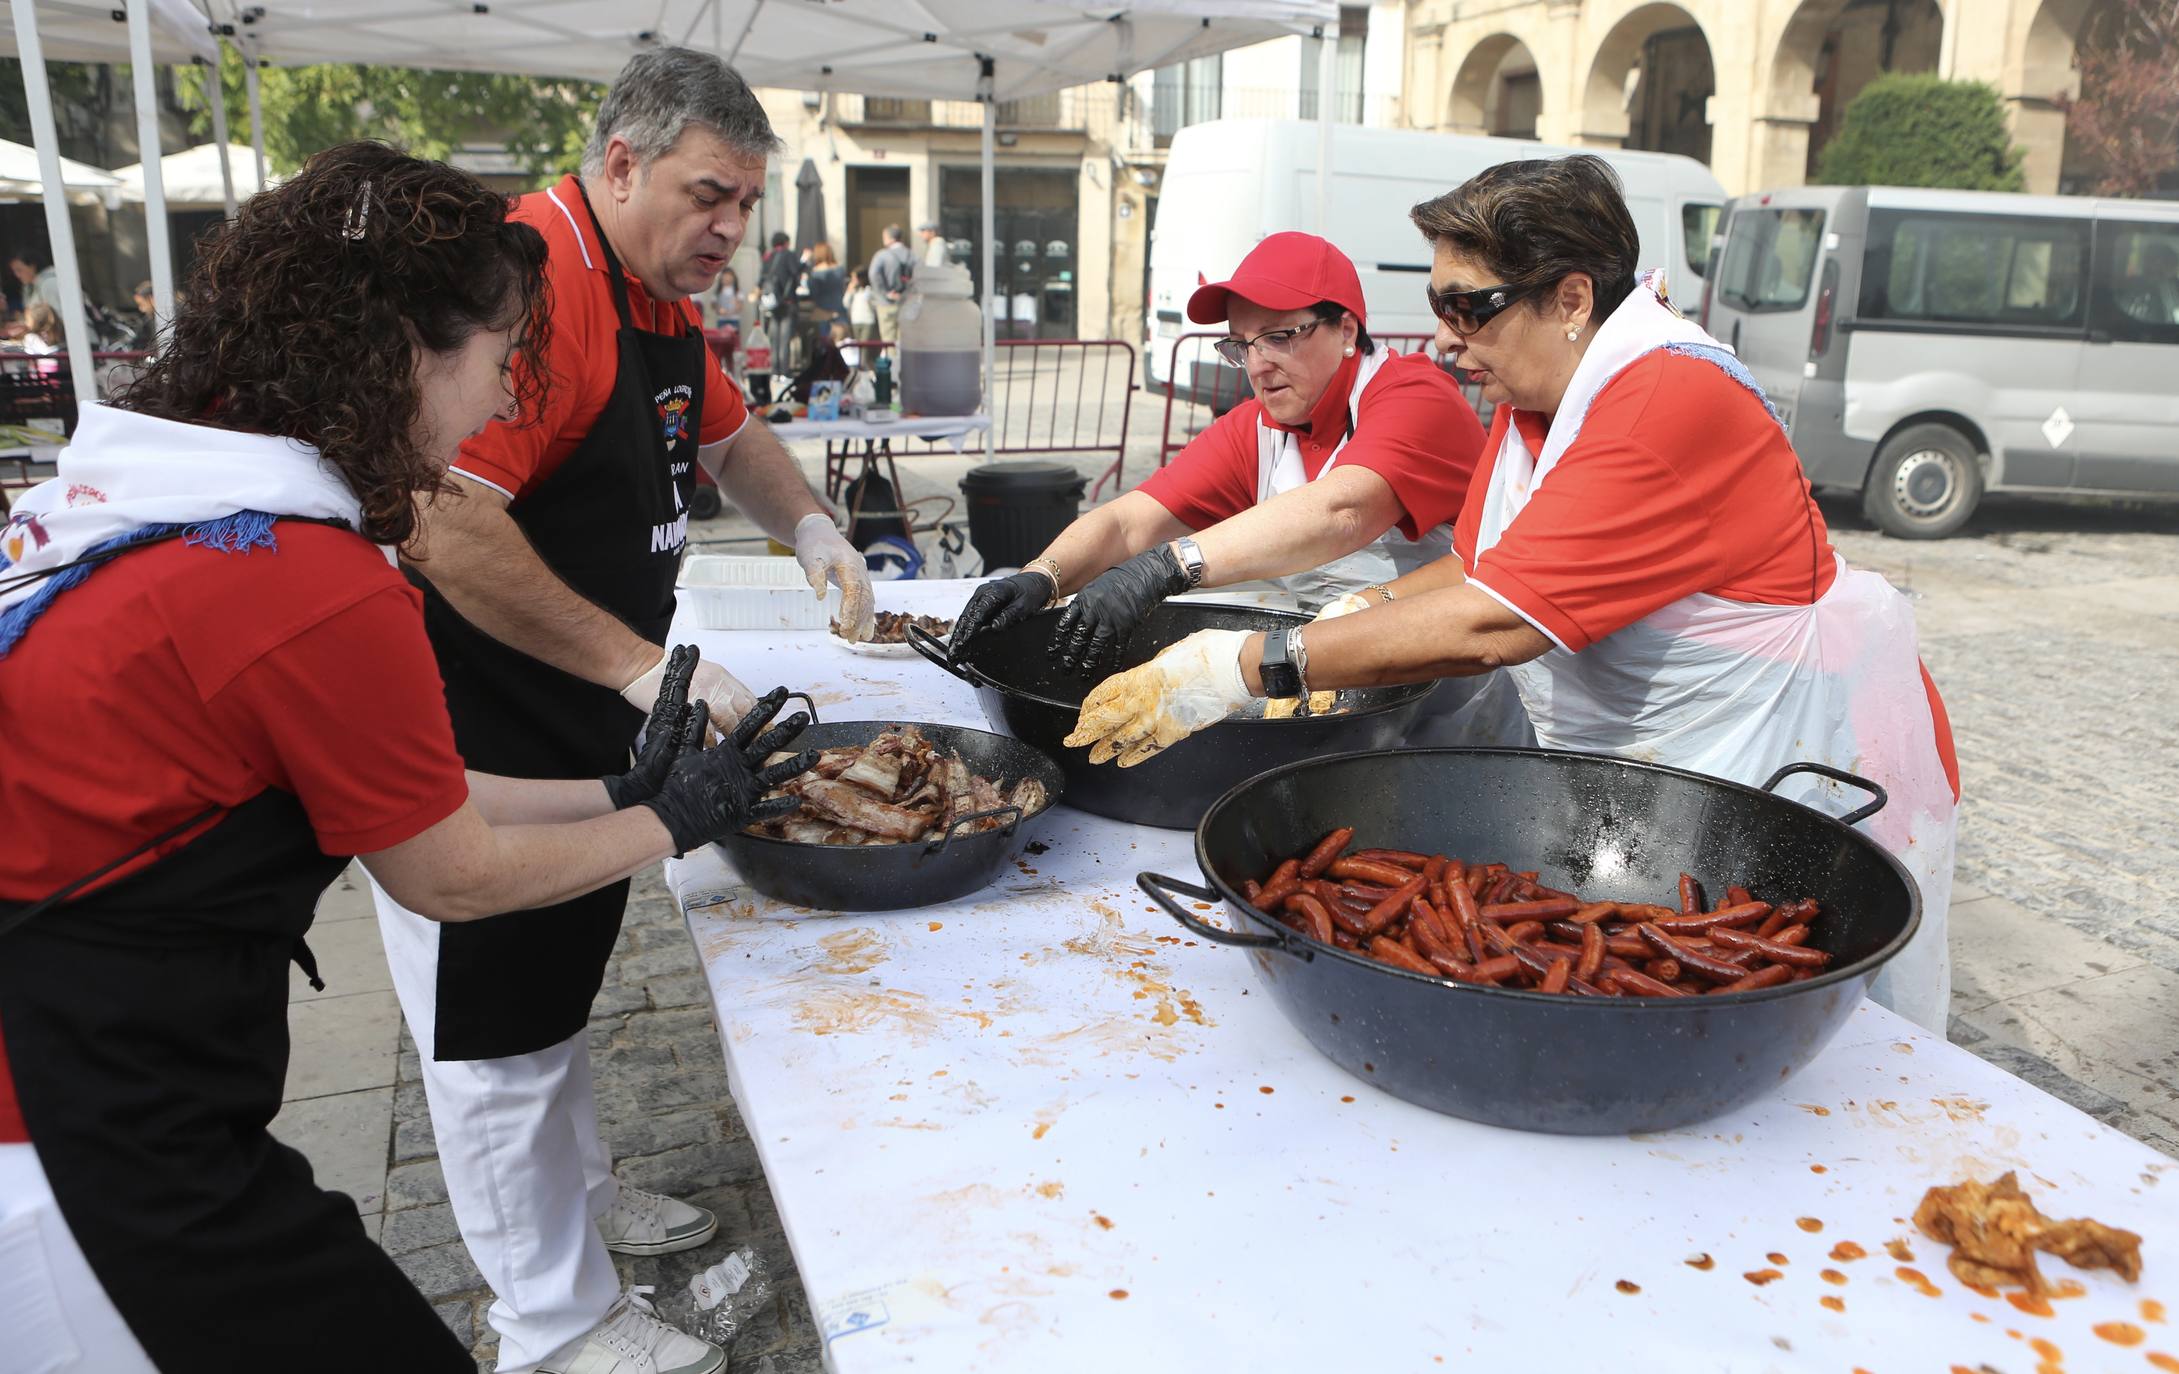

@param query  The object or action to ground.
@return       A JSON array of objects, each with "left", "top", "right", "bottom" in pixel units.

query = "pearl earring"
[
  {"left": 1566, "top": 327, "right": 1581, "bottom": 342},
  {"left": 1343, "top": 345, "right": 1355, "bottom": 357}
]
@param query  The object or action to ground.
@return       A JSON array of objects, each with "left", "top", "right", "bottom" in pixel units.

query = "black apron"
[
  {"left": 412, "top": 184, "right": 703, "bottom": 1061},
  {"left": 0, "top": 789, "right": 470, "bottom": 1373}
]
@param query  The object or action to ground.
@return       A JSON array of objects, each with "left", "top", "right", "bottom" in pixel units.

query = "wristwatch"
[
  {"left": 1170, "top": 537, "right": 1207, "bottom": 590},
  {"left": 1258, "top": 625, "right": 1304, "bottom": 699}
]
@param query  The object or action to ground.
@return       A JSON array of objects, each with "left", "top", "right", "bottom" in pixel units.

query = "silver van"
[{"left": 1702, "top": 185, "right": 2179, "bottom": 538}]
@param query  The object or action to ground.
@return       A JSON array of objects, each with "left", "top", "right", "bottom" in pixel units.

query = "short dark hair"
[
  {"left": 583, "top": 46, "right": 782, "bottom": 178},
  {"left": 114, "top": 142, "right": 550, "bottom": 549},
  {"left": 10, "top": 251, "right": 44, "bottom": 270},
  {"left": 1409, "top": 154, "right": 1641, "bottom": 323},
  {"left": 1310, "top": 300, "right": 1373, "bottom": 357},
  {"left": 770, "top": 231, "right": 789, "bottom": 248}
]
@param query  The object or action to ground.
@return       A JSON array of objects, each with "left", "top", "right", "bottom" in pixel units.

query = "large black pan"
[
  {"left": 1138, "top": 748, "right": 1920, "bottom": 1135},
  {"left": 713, "top": 720, "right": 1064, "bottom": 912},
  {"left": 907, "top": 603, "right": 1434, "bottom": 830}
]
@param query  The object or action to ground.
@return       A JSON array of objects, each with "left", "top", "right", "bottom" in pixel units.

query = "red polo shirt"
[
  {"left": 1136, "top": 347, "right": 1483, "bottom": 542},
  {"left": 0, "top": 519, "right": 471, "bottom": 1142},
  {"left": 452, "top": 175, "right": 751, "bottom": 501},
  {"left": 1452, "top": 350, "right": 1959, "bottom": 800}
]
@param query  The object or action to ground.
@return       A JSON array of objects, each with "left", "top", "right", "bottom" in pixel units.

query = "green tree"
[
  {"left": 1814, "top": 74, "right": 2027, "bottom": 191},
  {"left": 174, "top": 48, "right": 601, "bottom": 180}
]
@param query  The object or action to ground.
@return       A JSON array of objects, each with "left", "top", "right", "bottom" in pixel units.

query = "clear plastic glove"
[
  {"left": 1062, "top": 628, "right": 1252, "bottom": 768},
  {"left": 1312, "top": 589, "right": 1374, "bottom": 621},
  {"left": 621, "top": 648, "right": 760, "bottom": 735},
  {"left": 795, "top": 512, "right": 875, "bottom": 642}
]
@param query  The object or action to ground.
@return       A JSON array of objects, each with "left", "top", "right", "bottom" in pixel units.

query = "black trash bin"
[{"left": 959, "top": 461, "right": 1086, "bottom": 571}]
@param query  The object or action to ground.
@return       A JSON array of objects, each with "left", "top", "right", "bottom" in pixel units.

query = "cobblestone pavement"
[{"left": 372, "top": 417, "right": 2179, "bottom": 1367}]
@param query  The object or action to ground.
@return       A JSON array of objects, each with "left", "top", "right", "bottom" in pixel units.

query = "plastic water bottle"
[{"left": 873, "top": 353, "right": 894, "bottom": 409}]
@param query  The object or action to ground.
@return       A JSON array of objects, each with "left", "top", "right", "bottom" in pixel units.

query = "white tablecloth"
[
  {"left": 769, "top": 414, "right": 989, "bottom": 450},
  {"left": 667, "top": 580, "right": 2178, "bottom": 1373}
]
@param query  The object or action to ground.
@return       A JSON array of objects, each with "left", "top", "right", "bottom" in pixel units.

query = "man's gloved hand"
[
  {"left": 1312, "top": 589, "right": 1375, "bottom": 622},
  {"left": 639, "top": 688, "right": 819, "bottom": 856},
  {"left": 1052, "top": 544, "right": 1191, "bottom": 676},
  {"left": 1062, "top": 627, "right": 1252, "bottom": 769},
  {"left": 603, "top": 644, "right": 703, "bottom": 808},
  {"left": 621, "top": 647, "right": 760, "bottom": 735},
  {"left": 794, "top": 512, "right": 875, "bottom": 642},
  {"left": 950, "top": 571, "right": 1054, "bottom": 659}
]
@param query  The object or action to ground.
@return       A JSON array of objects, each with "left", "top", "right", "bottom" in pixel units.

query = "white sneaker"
[
  {"left": 597, "top": 1182, "right": 718, "bottom": 1257},
  {"left": 535, "top": 1286, "right": 724, "bottom": 1374}
]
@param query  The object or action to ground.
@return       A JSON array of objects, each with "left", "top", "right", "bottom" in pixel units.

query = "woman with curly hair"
[{"left": 0, "top": 143, "right": 813, "bottom": 1373}]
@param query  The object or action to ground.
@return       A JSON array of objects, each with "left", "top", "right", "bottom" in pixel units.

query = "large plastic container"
[
  {"left": 959, "top": 462, "right": 1086, "bottom": 572},
  {"left": 676, "top": 554, "right": 841, "bottom": 631},
  {"left": 898, "top": 262, "right": 983, "bottom": 416}
]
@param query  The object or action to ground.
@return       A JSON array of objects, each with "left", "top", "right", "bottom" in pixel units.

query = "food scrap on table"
[
  {"left": 753, "top": 725, "right": 1046, "bottom": 846},
  {"left": 1914, "top": 1172, "right": 2143, "bottom": 1294}
]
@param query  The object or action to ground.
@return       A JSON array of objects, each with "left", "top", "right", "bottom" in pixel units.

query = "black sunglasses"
[{"left": 1427, "top": 281, "right": 1541, "bottom": 334}]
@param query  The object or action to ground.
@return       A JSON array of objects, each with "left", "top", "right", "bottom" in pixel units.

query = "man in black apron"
[{"left": 370, "top": 49, "right": 873, "bottom": 1374}]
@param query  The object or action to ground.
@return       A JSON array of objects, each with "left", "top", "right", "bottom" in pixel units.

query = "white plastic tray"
[{"left": 676, "top": 555, "right": 841, "bottom": 631}]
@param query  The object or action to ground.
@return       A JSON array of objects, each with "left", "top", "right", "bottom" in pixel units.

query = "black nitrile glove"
[
  {"left": 949, "top": 571, "right": 1054, "bottom": 661},
  {"left": 602, "top": 644, "right": 700, "bottom": 809},
  {"left": 1053, "top": 544, "right": 1189, "bottom": 676},
  {"left": 639, "top": 690, "right": 819, "bottom": 855}
]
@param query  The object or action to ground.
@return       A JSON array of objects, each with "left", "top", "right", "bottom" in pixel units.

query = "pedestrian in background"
[
  {"left": 760, "top": 229, "right": 801, "bottom": 369},
  {"left": 868, "top": 223, "right": 914, "bottom": 342},
  {"left": 801, "top": 242, "right": 845, "bottom": 359},
  {"left": 918, "top": 221, "right": 949, "bottom": 266}
]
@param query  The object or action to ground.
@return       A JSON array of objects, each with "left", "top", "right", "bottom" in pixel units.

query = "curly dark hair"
[{"left": 115, "top": 142, "right": 550, "bottom": 546}]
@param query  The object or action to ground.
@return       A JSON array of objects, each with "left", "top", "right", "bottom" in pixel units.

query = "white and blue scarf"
[{"left": 0, "top": 403, "right": 368, "bottom": 657}]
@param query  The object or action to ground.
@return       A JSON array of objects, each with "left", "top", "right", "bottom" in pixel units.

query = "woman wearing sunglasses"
[
  {"left": 1067, "top": 155, "right": 1960, "bottom": 1032},
  {"left": 949, "top": 231, "right": 1485, "bottom": 677}
]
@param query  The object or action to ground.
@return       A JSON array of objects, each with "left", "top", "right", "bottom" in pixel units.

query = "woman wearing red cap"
[
  {"left": 1067, "top": 157, "right": 1959, "bottom": 1032},
  {"left": 950, "top": 231, "right": 1486, "bottom": 676}
]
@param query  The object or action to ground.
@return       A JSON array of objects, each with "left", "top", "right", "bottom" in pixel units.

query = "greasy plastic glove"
[
  {"left": 1312, "top": 589, "right": 1374, "bottom": 622},
  {"left": 602, "top": 644, "right": 702, "bottom": 808},
  {"left": 1062, "top": 628, "right": 1252, "bottom": 769},
  {"left": 1052, "top": 544, "right": 1190, "bottom": 676},
  {"left": 949, "top": 571, "right": 1054, "bottom": 660},
  {"left": 621, "top": 647, "right": 760, "bottom": 735},
  {"left": 794, "top": 512, "right": 876, "bottom": 642},
  {"left": 639, "top": 689, "right": 819, "bottom": 856}
]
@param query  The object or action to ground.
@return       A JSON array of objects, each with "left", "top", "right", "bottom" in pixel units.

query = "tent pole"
[
  {"left": 244, "top": 54, "right": 267, "bottom": 189},
  {"left": 1315, "top": 20, "right": 1336, "bottom": 234},
  {"left": 979, "top": 65, "right": 996, "bottom": 466},
  {"left": 128, "top": 0, "right": 178, "bottom": 334},
  {"left": 204, "top": 52, "right": 238, "bottom": 217},
  {"left": 10, "top": 0, "right": 98, "bottom": 405}
]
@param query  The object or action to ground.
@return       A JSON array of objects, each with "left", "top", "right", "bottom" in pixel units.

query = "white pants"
[
  {"left": 0, "top": 1144, "right": 157, "bottom": 1374},
  {"left": 373, "top": 883, "right": 621, "bottom": 1374}
]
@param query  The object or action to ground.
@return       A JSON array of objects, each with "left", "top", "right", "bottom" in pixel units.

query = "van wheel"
[
  {"left": 689, "top": 485, "right": 723, "bottom": 521},
  {"left": 1862, "top": 424, "right": 1982, "bottom": 540}
]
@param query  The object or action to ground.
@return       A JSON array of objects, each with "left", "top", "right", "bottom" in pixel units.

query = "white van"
[
  {"left": 1146, "top": 119, "right": 1727, "bottom": 401},
  {"left": 1702, "top": 185, "right": 2179, "bottom": 538}
]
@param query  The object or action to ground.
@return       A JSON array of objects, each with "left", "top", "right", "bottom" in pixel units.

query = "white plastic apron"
[
  {"left": 1254, "top": 343, "right": 1455, "bottom": 608},
  {"left": 1471, "top": 278, "right": 1958, "bottom": 1031}
]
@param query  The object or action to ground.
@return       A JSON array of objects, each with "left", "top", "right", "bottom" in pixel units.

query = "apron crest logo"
[
  {"left": 3, "top": 510, "right": 51, "bottom": 564},
  {"left": 655, "top": 385, "right": 694, "bottom": 451}
]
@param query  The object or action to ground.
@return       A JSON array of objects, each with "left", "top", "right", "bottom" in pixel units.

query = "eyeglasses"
[
  {"left": 1427, "top": 281, "right": 1541, "bottom": 335},
  {"left": 1212, "top": 319, "right": 1323, "bottom": 368}
]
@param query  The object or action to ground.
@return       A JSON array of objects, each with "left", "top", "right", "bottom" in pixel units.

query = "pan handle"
[
  {"left": 1761, "top": 761, "right": 1888, "bottom": 827},
  {"left": 904, "top": 623, "right": 973, "bottom": 682},
  {"left": 780, "top": 690, "right": 820, "bottom": 725},
  {"left": 926, "top": 804, "right": 1021, "bottom": 854},
  {"left": 1136, "top": 872, "right": 1301, "bottom": 956}
]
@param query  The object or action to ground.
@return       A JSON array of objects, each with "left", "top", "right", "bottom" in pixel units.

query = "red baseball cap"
[{"left": 1186, "top": 231, "right": 1367, "bottom": 327}]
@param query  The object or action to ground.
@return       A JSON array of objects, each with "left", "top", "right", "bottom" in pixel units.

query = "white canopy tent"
[
  {"left": 203, "top": 0, "right": 1337, "bottom": 456},
  {"left": 115, "top": 142, "right": 276, "bottom": 207},
  {"left": 4, "top": 0, "right": 224, "bottom": 400},
  {"left": 0, "top": 136, "right": 122, "bottom": 204}
]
